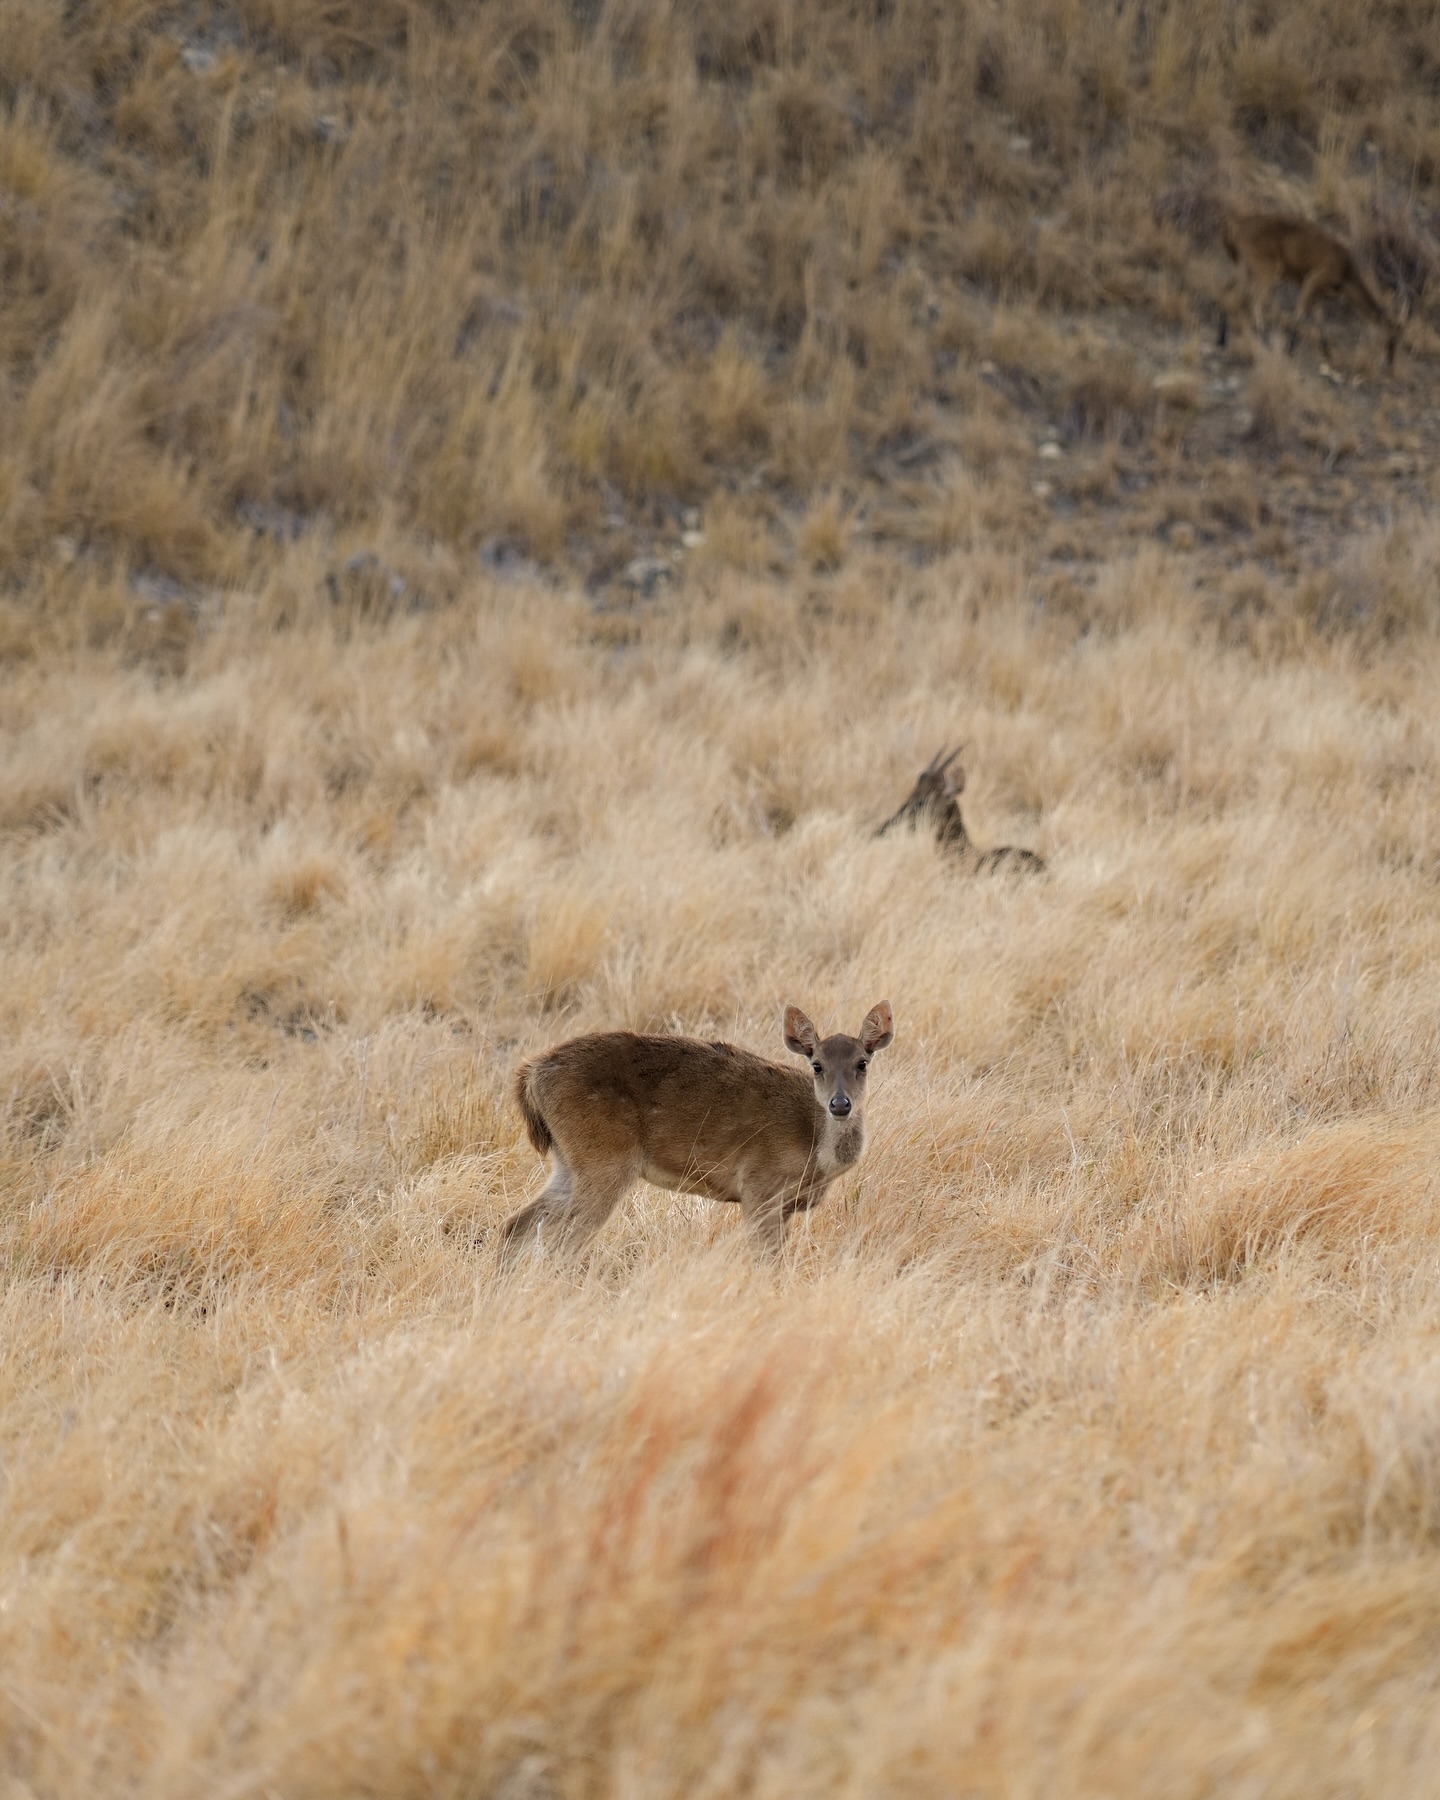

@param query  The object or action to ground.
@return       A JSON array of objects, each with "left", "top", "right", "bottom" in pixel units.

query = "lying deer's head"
[{"left": 875, "top": 745, "right": 967, "bottom": 844}]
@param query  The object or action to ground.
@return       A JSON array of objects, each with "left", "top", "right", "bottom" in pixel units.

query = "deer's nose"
[{"left": 829, "top": 1094, "right": 852, "bottom": 1118}]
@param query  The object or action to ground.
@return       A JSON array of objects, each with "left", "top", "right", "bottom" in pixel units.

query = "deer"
[
  {"left": 876, "top": 746, "right": 1045, "bottom": 873},
  {"left": 1216, "top": 213, "right": 1403, "bottom": 367},
  {"left": 500, "top": 1002, "right": 895, "bottom": 1262}
]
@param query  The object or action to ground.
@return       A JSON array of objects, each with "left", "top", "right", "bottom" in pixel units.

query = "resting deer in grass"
[
  {"left": 1217, "top": 213, "right": 1403, "bottom": 366},
  {"left": 501, "top": 1002, "right": 894, "bottom": 1262},
  {"left": 876, "top": 746, "right": 1045, "bottom": 873}
]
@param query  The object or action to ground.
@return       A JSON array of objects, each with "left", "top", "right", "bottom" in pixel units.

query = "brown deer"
[
  {"left": 1217, "top": 213, "right": 1403, "bottom": 366},
  {"left": 876, "top": 746, "right": 1045, "bottom": 873},
  {"left": 501, "top": 1002, "right": 895, "bottom": 1262}
]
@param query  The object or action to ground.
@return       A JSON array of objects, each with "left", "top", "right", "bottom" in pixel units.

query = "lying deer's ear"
[
  {"left": 783, "top": 1006, "right": 819, "bottom": 1058},
  {"left": 859, "top": 1001, "right": 894, "bottom": 1054}
]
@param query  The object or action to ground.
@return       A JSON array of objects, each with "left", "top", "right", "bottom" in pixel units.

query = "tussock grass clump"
[{"left": 1245, "top": 342, "right": 1308, "bottom": 442}]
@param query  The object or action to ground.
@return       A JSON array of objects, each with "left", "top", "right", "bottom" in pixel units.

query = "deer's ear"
[
  {"left": 859, "top": 1001, "right": 894, "bottom": 1054},
  {"left": 783, "top": 1006, "right": 819, "bottom": 1058}
]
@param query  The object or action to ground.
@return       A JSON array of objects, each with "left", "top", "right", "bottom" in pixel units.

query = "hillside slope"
[{"left": 2, "top": 0, "right": 1438, "bottom": 608}]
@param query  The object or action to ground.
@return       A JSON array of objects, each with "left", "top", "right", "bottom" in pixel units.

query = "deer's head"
[{"left": 783, "top": 1002, "right": 894, "bottom": 1122}]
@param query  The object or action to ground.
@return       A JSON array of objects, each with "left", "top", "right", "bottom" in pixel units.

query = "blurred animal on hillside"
[
  {"left": 1217, "top": 213, "right": 1403, "bottom": 366},
  {"left": 501, "top": 1002, "right": 895, "bottom": 1262},
  {"left": 876, "top": 746, "right": 1045, "bottom": 873}
]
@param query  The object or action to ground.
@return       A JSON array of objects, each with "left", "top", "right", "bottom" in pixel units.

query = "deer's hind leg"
[
  {"left": 499, "top": 1153, "right": 574, "bottom": 1264},
  {"left": 1287, "top": 267, "right": 1332, "bottom": 354},
  {"left": 501, "top": 1144, "right": 640, "bottom": 1266},
  {"left": 555, "top": 1154, "right": 639, "bottom": 1256}
]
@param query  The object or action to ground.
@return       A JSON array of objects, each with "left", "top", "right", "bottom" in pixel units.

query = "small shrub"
[
  {"left": 1062, "top": 350, "right": 1152, "bottom": 444},
  {"left": 796, "top": 491, "right": 852, "bottom": 571}
]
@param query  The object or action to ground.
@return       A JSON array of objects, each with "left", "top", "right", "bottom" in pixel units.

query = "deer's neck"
[
  {"left": 932, "top": 798, "right": 969, "bottom": 849},
  {"left": 815, "top": 1110, "right": 865, "bottom": 1174}
]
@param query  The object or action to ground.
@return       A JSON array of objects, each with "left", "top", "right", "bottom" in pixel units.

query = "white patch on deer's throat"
[{"left": 817, "top": 1115, "right": 864, "bottom": 1173}]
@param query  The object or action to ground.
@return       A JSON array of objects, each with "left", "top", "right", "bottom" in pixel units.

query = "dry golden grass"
[
  {"left": 6, "top": 546, "right": 1440, "bottom": 1792},
  {"left": 6, "top": 2, "right": 1440, "bottom": 1793}
]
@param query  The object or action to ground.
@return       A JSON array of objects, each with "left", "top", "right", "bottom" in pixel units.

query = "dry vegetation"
[
  {"left": 3, "top": 0, "right": 1440, "bottom": 591},
  {"left": 6, "top": 1, "right": 1440, "bottom": 1795},
  {"left": 13, "top": 552, "right": 1440, "bottom": 1795}
]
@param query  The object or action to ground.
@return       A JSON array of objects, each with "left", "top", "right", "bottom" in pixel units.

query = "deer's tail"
[{"left": 513, "top": 1059, "right": 553, "bottom": 1157}]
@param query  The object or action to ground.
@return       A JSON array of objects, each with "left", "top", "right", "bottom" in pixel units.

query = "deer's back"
[
  {"left": 529, "top": 1031, "right": 818, "bottom": 1177},
  {"left": 1234, "top": 215, "right": 1347, "bottom": 280}
]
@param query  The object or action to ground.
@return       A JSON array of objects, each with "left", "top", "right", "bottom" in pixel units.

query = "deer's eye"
[
  {"left": 811, "top": 1061, "right": 823, "bottom": 1076},
  {"left": 856, "top": 1059, "right": 868, "bottom": 1074}
]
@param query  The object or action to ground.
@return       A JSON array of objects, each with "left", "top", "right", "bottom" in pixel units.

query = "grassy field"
[{"left": 6, "top": 2, "right": 1440, "bottom": 1795}]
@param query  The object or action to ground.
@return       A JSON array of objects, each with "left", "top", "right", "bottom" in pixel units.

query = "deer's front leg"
[
  {"left": 782, "top": 1173, "right": 833, "bottom": 1221},
  {"left": 740, "top": 1183, "right": 792, "bottom": 1259}
]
